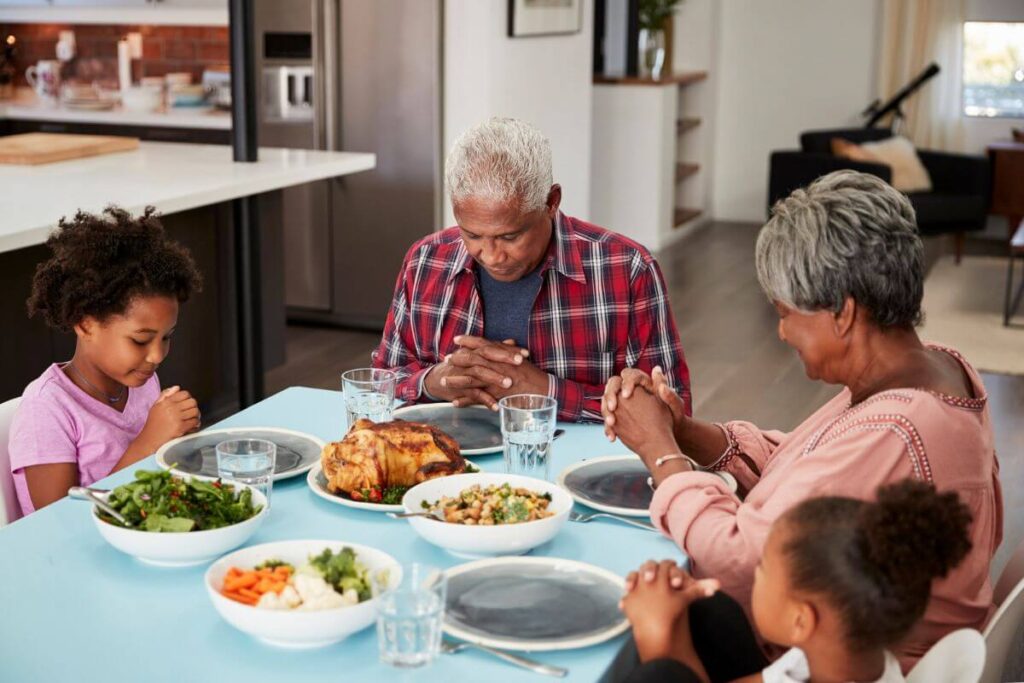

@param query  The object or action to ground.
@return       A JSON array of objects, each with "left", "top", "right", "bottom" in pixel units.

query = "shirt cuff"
[
  {"left": 547, "top": 373, "right": 583, "bottom": 421},
  {"left": 419, "top": 365, "right": 442, "bottom": 402}
]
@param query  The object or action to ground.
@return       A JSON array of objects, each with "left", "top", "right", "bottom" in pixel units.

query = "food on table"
[
  {"left": 101, "top": 469, "right": 262, "bottom": 532},
  {"left": 424, "top": 483, "right": 555, "bottom": 525},
  {"left": 320, "top": 419, "right": 466, "bottom": 503},
  {"left": 221, "top": 547, "right": 378, "bottom": 610}
]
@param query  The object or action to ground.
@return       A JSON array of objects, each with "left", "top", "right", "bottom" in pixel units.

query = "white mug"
[{"left": 25, "top": 60, "right": 61, "bottom": 100}]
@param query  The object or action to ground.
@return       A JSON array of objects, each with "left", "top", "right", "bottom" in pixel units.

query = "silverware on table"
[
  {"left": 568, "top": 510, "right": 657, "bottom": 532},
  {"left": 552, "top": 429, "right": 566, "bottom": 441},
  {"left": 386, "top": 510, "right": 445, "bottom": 522},
  {"left": 441, "top": 639, "right": 567, "bottom": 678},
  {"left": 68, "top": 486, "right": 131, "bottom": 527}
]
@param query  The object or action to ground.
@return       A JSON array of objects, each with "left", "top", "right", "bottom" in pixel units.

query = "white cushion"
[{"left": 861, "top": 136, "right": 933, "bottom": 193}]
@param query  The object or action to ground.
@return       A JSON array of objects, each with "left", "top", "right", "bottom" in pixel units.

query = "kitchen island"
[{"left": 0, "top": 141, "right": 375, "bottom": 417}]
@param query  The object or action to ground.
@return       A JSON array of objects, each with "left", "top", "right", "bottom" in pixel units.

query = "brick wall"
[{"left": 0, "top": 23, "right": 229, "bottom": 87}]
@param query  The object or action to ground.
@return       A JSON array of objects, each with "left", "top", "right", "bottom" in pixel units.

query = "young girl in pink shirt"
[{"left": 9, "top": 207, "right": 203, "bottom": 515}]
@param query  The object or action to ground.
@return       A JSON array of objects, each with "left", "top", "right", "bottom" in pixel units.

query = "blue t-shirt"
[{"left": 477, "top": 264, "right": 544, "bottom": 347}]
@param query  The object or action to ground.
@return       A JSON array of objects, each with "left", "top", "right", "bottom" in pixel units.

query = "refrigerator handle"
[{"left": 313, "top": 0, "right": 340, "bottom": 151}]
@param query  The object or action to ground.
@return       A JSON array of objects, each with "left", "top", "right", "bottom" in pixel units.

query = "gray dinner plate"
[
  {"left": 391, "top": 403, "right": 503, "bottom": 455},
  {"left": 155, "top": 427, "right": 325, "bottom": 482},
  {"left": 443, "top": 557, "right": 628, "bottom": 651},
  {"left": 557, "top": 455, "right": 653, "bottom": 517}
]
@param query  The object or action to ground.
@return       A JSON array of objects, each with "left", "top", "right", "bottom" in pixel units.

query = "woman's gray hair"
[
  {"left": 756, "top": 170, "right": 924, "bottom": 328},
  {"left": 445, "top": 117, "right": 553, "bottom": 214}
]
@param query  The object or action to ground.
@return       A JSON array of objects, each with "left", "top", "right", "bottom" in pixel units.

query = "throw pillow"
[{"left": 830, "top": 136, "right": 932, "bottom": 192}]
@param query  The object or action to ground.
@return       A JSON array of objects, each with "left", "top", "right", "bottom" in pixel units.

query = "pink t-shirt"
[{"left": 9, "top": 363, "right": 160, "bottom": 515}]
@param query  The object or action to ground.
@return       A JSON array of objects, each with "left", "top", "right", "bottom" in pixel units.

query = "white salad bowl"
[
  {"left": 205, "top": 540, "right": 401, "bottom": 649},
  {"left": 91, "top": 482, "right": 267, "bottom": 568},
  {"left": 401, "top": 473, "right": 572, "bottom": 559}
]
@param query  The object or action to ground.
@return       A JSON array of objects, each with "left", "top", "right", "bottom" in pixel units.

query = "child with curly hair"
[
  {"left": 616, "top": 480, "right": 973, "bottom": 683},
  {"left": 9, "top": 207, "right": 203, "bottom": 515}
]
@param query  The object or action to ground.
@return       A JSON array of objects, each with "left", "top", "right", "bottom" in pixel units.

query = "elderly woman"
[{"left": 603, "top": 170, "right": 1002, "bottom": 671}]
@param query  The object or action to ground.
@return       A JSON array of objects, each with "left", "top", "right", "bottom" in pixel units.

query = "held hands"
[
  {"left": 601, "top": 366, "right": 684, "bottom": 460},
  {"left": 424, "top": 335, "right": 550, "bottom": 410},
  {"left": 140, "top": 386, "right": 201, "bottom": 447},
  {"left": 620, "top": 559, "right": 719, "bottom": 663}
]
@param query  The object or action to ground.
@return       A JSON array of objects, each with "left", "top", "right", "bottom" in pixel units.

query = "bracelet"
[{"left": 655, "top": 454, "right": 701, "bottom": 469}]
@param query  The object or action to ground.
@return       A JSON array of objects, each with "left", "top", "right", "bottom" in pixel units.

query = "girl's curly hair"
[{"left": 27, "top": 206, "right": 202, "bottom": 331}]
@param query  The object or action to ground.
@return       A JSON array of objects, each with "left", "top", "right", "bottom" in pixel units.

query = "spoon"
[
  {"left": 68, "top": 487, "right": 133, "bottom": 527},
  {"left": 387, "top": 509, "right": 446, "bottom": 522}
]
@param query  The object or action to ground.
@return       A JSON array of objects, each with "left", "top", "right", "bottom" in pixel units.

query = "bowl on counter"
[
  {"left": 168, "top": 84, "right": 208, "bottom": 108},
  {"left": 205, "top": 540, "right": 401, "bottom": 649},
  {"left": 400, "top": 473, "right": 572, "bottom": 559},
  {"left": 90, "top": 482, "right": 268, "bottom": 567},
  {"left": 120, "top": 85, "right": 163, "bottom": 113}
]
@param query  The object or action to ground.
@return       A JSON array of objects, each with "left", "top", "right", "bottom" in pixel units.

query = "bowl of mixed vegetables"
[
  {"left": 400, "top": 473, "right": 572, "bottom": 559},
  {"left": 90, "top": 469, "right": 267, "bottom": 567},
  {"left": 205, "top": 540, "right": 400, "bottom": 649}
]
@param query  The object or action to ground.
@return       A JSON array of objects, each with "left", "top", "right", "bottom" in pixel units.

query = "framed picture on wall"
[{"left": 508, "top": 0, "right": 583, "bottom": 38}]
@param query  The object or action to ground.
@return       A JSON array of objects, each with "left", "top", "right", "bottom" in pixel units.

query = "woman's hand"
[
  {"left": 603, "top": 367, "right": 689, "bottom": 443},
  {"left": 620, "top": 559, "right": 719, "bottom": 665},
  {"left": 602, "top": 382, "right": 681, "bottom": 467}
]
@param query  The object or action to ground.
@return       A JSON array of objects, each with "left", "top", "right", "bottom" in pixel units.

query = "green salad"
[{"left": 101, "top": 469, "right": 263, "bottom": 532}]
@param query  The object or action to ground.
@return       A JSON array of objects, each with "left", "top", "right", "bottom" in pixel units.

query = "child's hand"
[
  {"left": 142, "top": 386, "right": 202, "bottom": 444},
  {"left": 620, "top": 560, "right": 719, "bottom": 664}
]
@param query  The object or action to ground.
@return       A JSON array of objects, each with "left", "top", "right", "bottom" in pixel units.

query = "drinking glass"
[
  {"left": 215, "top": 438, "right": 276, "bottom": 507},
  {"left": 342, "top": 368, "right": 396, "bottom": 428},
  {"left": 500, "top": 394, "right": 558, "bottom": 480},
  {"left": 376, "top": 563, "right": 447, "bottom": 668}
]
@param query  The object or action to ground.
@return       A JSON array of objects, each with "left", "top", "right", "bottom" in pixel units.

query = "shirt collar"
[{"left": 449, "top": 211, "right": 587, "bottom": 285}]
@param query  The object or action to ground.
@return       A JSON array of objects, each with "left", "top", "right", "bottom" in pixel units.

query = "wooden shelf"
[
  {"left": 673, "top": 208, "right": 702, "bottom": 228},
  {"left": 677, "top": 117, "right": 702, "bottom": 134},
  {"left": 594, "top": 71, "right": 709, "bottom": 87},
  {"left": 675, "top": 163, "right": 700, "bottom": 182}
]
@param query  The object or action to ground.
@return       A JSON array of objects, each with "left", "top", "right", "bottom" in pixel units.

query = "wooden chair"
[
  {"left": 907, "top": 629, "right": 985, "bottom": 683},
  {"left": 0, "top": 397, "right": 23, "bottom": 527}
]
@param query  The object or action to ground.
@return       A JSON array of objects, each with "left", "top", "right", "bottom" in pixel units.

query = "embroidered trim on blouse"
[
  {"left": 706, "top": 422, "right": 742, "bottom": 472},
  {"left": 813, "top": 414, "right": 934, "bottom": 483}
]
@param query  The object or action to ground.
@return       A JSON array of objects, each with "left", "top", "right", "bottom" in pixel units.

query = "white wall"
[
  {"left": 709, "top": 0, "right": 881, "bottom": 222},
  {"left": 443, "top": 0, "right": 594, "bottom": 227}
]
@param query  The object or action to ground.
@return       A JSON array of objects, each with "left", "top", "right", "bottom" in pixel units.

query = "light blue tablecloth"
[{"left": 0, "top": 387, "right": 684, "bottom": 682}]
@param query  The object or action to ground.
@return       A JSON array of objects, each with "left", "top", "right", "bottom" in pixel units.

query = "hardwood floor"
[{"left": 266, "top": 221, "right": 1024, "bottom": 574}]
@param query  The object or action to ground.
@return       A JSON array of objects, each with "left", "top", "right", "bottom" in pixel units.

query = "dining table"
[{"left": 0, "top": 386, "right": 684, "bottom": 682}]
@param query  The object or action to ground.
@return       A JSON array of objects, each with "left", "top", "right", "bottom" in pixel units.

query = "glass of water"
[
  {"left": 376, "top": 563, "right": 446, "bottom": 668},
  {"left": 500, "top": 394, "right": 558, "bottom": 480},
  {"left": 215, "top": 438, "right": 276, "bottom": 507},
  {"left": 342, "top": 368, "right": 396, "bottom": 428}
]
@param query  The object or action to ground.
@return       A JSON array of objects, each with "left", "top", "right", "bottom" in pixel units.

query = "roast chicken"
[{"left": 320, "top": 419, "right": 466, "bottom": 496}]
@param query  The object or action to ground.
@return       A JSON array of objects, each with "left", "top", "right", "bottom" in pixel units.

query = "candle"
[{"left": 117, "top": 39, "right": 131, "bottom": 92}]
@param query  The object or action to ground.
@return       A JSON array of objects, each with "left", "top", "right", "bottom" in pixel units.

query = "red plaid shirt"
[{"left": 372, "top": 213, "right": 691, "bottom": 422}]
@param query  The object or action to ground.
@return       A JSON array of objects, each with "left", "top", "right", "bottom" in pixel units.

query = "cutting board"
[{"left": 0, "top": 132, "right": 140, "bottom": 165}]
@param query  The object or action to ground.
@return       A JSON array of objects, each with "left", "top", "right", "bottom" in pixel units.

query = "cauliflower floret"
[
  {"left": 293, "top": 573, "right": 350, "bottom": 611},
  {"left": 256, "top": 585, "right": 301, "bottom": 610}
]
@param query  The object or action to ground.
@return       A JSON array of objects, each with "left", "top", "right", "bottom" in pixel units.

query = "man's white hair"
[{"left": 445, "top": 117, "right": 553, "bottom": 214}]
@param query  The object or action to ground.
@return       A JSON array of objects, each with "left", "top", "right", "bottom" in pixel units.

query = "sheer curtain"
[{"left": 877, "top": 0, "right": 967, "bottom": 151}]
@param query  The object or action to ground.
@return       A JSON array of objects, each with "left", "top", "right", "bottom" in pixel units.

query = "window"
[{"left": 963, "top": 21, "right": 1024, "bottom": 118}]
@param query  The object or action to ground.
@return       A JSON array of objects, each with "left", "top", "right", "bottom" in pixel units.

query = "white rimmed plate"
[
  {"left": 391, "top": 403, "right": 503, "bottom": 455},
  {"left": 443, "top": 556, "right": 628, "bottom": 651},
  {"left": 306, "top": 461, "right": 482, "bottom": 513},
  {"left": 557, "top": 454, "right": 652, "bottom": 517},
  {"left": 156, "top": 427, "right": 325, "bottom": 482}
]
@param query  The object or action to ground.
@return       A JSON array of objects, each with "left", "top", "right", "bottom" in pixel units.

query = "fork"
[
  {"left": 568, "top": 510, "right": 657, "bottom": 532},
  {"left": 441, "top": 640, "right": 567, "bottom": 677}
]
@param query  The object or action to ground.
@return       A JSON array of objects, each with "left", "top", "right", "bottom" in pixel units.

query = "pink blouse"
[{"left": 650, "top": 344, "right": 1002, "bottom": 672}]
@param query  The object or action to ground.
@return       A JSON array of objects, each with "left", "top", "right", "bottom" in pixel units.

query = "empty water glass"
[
  {"left": 376, "top": 563, "right": 447, "bottom": 668},
  {"left": 342, "top": 368, "right": 396, "bottom": 428},
  {"left": 500, "top": 394, "right": 558, "bottom": 480},
  {"left": 215, "top": 438, "right": 276, "bottom": 507}
]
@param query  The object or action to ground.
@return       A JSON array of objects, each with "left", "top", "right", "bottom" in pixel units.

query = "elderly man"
[{"left": 372, "top": 117, "right": 689, "bottom": 422}]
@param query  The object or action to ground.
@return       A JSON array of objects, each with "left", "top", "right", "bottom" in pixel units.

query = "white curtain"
[{"left": 878, "top": 0, "right": 966, "bottom": 151}]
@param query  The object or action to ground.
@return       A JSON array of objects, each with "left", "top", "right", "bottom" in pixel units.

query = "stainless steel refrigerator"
[{"left": 254, "top": 0, "right": 443, "bottom": 329}]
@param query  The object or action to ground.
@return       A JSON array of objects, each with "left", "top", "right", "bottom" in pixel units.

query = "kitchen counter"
[
  {"left": 0, "top": 88, "right": 231, "bottom": 130},
  {"left": 0, "top": 141, "right": 376, "bottom": 253}
]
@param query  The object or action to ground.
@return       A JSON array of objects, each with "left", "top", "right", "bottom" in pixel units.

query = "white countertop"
[
  {"left": 0, "top": 88, "right": 231, "bottom": 130},
  {"left": 0, "top": 142, "right": 376, "bottom": 253}
]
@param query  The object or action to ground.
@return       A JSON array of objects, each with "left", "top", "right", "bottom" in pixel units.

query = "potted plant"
[{"left": 638, "top": 0, "right": 682, "bottom": 80}]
